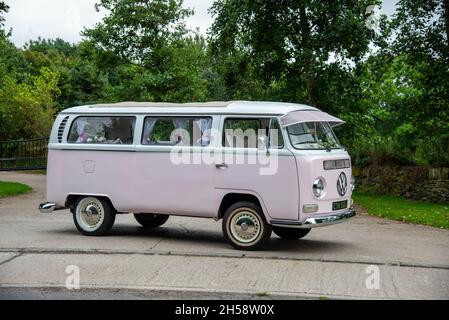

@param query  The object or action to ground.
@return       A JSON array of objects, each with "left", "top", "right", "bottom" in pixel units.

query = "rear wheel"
[
  {"left": 273, "top": 227, "right": 311, "bottom": 240},
  {"left": 222, "top": 201, "right": 271, "bottom": 250},
  {"left": 134, "top": 213, "right": 169, "bottom": 228},
  {"left": 73, "top": 196, "right": 115, "bottom": 236}
]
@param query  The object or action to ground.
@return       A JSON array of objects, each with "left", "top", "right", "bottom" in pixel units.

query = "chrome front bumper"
[
  {"left": 270, "top": 207, "right": 356, "bottom": 229},
  {"left": 39, "top": 202, "right": 56, "bottom": 213}
]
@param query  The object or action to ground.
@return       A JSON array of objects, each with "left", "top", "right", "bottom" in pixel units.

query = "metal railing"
[{"left": 0, "top": 137, "right": 48, "bottom": 171}]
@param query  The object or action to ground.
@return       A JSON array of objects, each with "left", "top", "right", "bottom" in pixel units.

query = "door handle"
[{"left": 215, "top": 163, "right": 228, "bottom": 169}]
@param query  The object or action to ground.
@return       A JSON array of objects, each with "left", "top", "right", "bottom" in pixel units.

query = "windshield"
[{"left": 286, "top": 122, "right": 342, "bottom": 150}]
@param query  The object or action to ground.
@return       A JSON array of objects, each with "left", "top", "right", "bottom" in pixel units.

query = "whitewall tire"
[
  {"left": 222, "top": 201, "right": 271, "bottom": 250},
  {"left": 73, "top": 196, "right": 115, "bottom": 236}
]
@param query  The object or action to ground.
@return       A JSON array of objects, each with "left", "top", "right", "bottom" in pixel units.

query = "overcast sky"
[{"left": 4, "top": 0, "right": 398, "bottom": 48}]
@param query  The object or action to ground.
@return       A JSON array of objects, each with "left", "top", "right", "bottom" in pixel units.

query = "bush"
[{"left": 0, "top": 67, "right": 59, "bottom": 140}]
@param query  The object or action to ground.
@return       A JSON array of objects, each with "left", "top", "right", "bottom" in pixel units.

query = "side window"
[
  {"left": 148, "top": 119, "right": 177, "bottom": 145},
  {"left": 223, "top": 118, "right": 284, "bottom": 149},
  {"left": 68, "top": 116, "right": 135, "bottom": 144},
  {"left": 142, "top": 117, "right": 212, "bottom": 147},
  {"left": 223, "top": 119, "right": 261, "bottom": 148}
]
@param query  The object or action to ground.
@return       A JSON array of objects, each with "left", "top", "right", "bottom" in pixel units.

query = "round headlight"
[
  {"left": 313, "top": 178, "right": 325, "bottom": 198},
  {"left": 350, "top": 175, "right": 356, "bottom": 191}
]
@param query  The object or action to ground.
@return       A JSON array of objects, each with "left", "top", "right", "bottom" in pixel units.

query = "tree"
[
  {"left": 0, "top": 1, "right": 9, "bottom": 34},
  {"left": 0, "top": 67, "right": 60, "bottom": 140},
  {"left": 392, "top": 0, "right": 449, "bottom": 61},
  {"left": 83, "top": 0, "right": 207, "bottom": 102},
  {"left": 20, "top": 38, "right": 107, "bottom": 110},
  {"left": 0, "top": 2, "right": 27, "bottom": 87},
  {"left": 83, "top": 0, "right": 193, "bottom": 65},
  {"left": 0, "top": 2, "right": 59, "bottom": 140},
  {"left": 208, "top": 0, "right": 386, "bottom": 106},
  {"left": 389, "top": 0, "right": 449, "bottom": 166},
  {"left": 25, "top": 37, "right": 77, "bottom": 57}
]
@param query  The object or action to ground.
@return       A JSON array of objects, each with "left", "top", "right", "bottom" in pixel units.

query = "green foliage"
[
  {"left": 0, "top": 0, "right": 447, "bottom": 167},
  {"left": 391, "top": 0, "right": 449, "bottom": 61},
  {"left": 342, "top": 53, "right": 449, "bottom": 167},
  {"left": 0, "top": 36, "right": 27, "bottom": 85},
  {"left": 0, "top": 1, "right": 9, "bottom": 36},
  {"left": 25, "top": 38, "right": 78, "bottom": 57},
  {"left": 0, "top": 67, "right": 59, "bottom": 140},
  {"left": 84, "top": 0, "right": 193, "bottom": 64},
  {"left": 86, "top": 34, "right": 208, "bottom": 103},
  {"left": 208, "top": 0, "right": 385, "bottom": 105},
  {"left": 387, "top": 0, "right": 449, "bottom": 166},
  {"left": 354, "top": 192, "right": 449, "bottom": 229},
  {"left": 83, "top": 0, "right": 207, "bottom": 103}
]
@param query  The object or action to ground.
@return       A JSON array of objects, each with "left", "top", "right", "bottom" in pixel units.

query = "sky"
[{"left": 3, "top": 0, "right": 398, "bottom": 48}]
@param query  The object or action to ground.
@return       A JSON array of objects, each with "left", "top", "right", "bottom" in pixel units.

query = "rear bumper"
[
  {"left": 39, "top": 202, "right": 56, "bottom": 213},
  {"left": 270, "top": 207, "right": 356, "bottom": 229}
]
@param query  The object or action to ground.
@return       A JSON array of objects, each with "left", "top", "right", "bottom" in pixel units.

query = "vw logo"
[{"left": 337, "top": 172, "right": 348, "bottom": 196}]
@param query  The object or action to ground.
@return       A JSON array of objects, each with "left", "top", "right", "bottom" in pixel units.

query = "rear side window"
[
  {"left": 68, "top": 116, "right": 135, "bottom": 144},
  {"left": 142, "top": 117, "right": 212, "bottom": 146}
]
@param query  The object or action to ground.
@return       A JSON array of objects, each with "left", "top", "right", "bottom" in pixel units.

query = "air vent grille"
[
  {"left": 57, "top": 116, "right": 69, "bottom": 143},
  {"left": 323, "top": 159, "right": 350, "bottom": 170}
]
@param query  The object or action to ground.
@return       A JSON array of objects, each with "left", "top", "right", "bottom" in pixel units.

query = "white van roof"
[{"left": 60, "top": 100, "right": 319, "bottom": 116}]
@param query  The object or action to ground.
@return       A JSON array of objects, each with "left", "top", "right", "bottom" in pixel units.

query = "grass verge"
[
  {"left": 353, "top": 192, "right": 449, "bottom": 229},
  {"left": 0, "top": 180, "right": 32, "bottom": 197},
  {"left": 21, "top": 170, "right": 46, "bottom": 175}
]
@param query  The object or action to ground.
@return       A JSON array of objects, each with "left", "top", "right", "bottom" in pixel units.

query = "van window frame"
[
  {"left": 66, "top": 115, "right": 137, "bottom": 145},
  {"left": 141, "top": 115, "right": 213, "bottom": 147},
  {"left": 221, "top": 116, "right": 285, "bottom": 149}
]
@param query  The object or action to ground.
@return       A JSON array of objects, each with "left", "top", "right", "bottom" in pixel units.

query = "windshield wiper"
[{"left": 294, "top": 141, "right": 314, "bottom": 145}]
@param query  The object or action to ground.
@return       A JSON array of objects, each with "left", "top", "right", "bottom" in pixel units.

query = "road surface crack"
[{"left": 0, "top": 252, "right": 23, "bottom": 267}]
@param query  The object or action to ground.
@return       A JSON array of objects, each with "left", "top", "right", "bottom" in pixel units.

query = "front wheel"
[
  {"left": 73, "top": 196, "right": 115, "bottom": 236},
  {"left": 273, "top": 227, "right": 311, "bottom": 240},
  {"left": 222, "top": 201, "right": 272, "bottom": 250},
  {"left": 134, "top": 213, "right": 169, "bottom": 228}
]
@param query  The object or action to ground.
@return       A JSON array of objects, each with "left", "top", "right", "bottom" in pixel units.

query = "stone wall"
[{"left": 353, "top": 166, "right": 449, "bottom": 203}]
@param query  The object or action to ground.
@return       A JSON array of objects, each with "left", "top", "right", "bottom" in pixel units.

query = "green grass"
[
  {"left": 21, "top": 170, "right": 46, "bottom": 175},
  {"left": 353, "top": 192, "right": 449, "bottom": 229},
  {"left": 0, "top": 180, "right": 32, "bottom": 197}
]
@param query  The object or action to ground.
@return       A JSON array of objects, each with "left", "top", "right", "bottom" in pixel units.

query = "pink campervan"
[{"left": 39, "top": 101, "right": 356, "bottom": 250}]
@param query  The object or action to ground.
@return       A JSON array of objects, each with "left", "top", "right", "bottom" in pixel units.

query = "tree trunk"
[{"left": 306, "top": 79, "right": 315, "bottom": 106}]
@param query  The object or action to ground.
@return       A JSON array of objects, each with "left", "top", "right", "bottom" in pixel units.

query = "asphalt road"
[{"left": 0, "top": 172, "right": 448, "bottom": 299}]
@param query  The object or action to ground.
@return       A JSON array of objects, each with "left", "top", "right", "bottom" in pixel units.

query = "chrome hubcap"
[
  {"left": 77, "top": 198, "right": 104, "bottom": 230},
  {"left": 81, "top": 203, "right": 102, "bottom": 226},
  {"left": 230, "top": 209, "right": 261, "bottom": 243}
]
